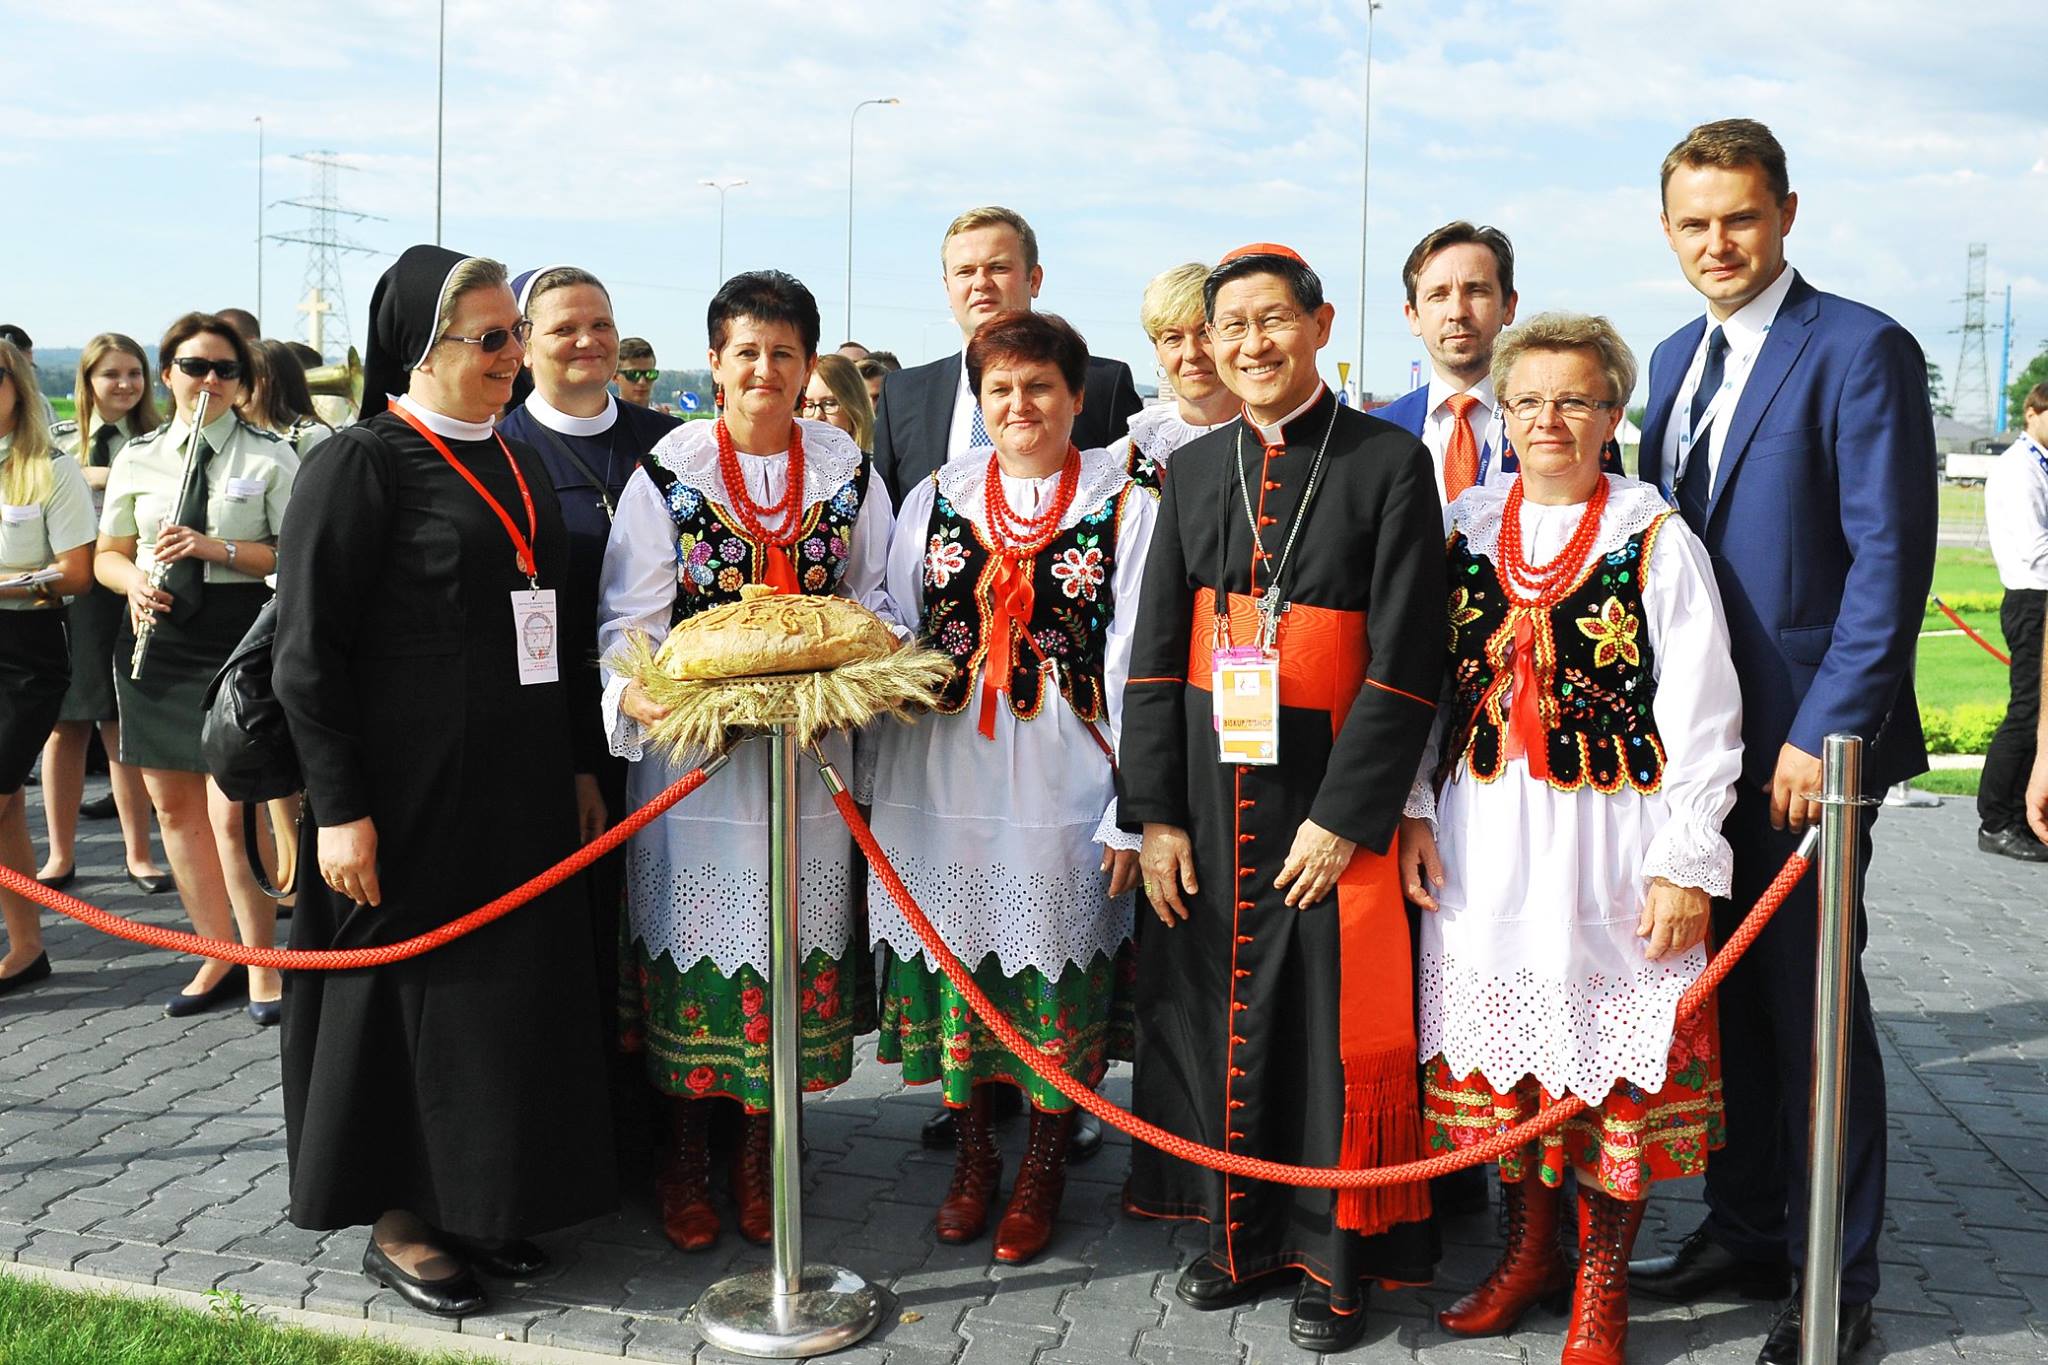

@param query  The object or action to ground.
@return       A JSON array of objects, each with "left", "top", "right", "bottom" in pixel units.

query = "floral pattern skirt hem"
[
  {"left": 877, "top": 947, "right": 1130, "bottom": 1111},
  {"left": 620, "top": 940, "right": 856, "bottom": 1112},
  {"left": 1420, "top": 1000, "right": 1724, "bottom": 1201}
]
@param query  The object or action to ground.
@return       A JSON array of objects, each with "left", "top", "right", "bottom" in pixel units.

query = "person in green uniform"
[
  {"left": 0, "top": 339, "right": 98, "bottom": 995},
  {"left": 95, "top": 313, "right": 295, "bottom": 1023},
  {"left": 40, "top": 333, "right": 170, "bottom": 895}
]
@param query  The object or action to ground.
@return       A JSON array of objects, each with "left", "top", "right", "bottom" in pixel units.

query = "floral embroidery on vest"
[
  {"left": 921, "top": 483, "right": 1126, "bottom": 723},
  {"left": 1442, "top": 513, "right": 1669, "bottom": 794},
  {"left": 653, "top": 461, "right": 868, "bottom": 625}
]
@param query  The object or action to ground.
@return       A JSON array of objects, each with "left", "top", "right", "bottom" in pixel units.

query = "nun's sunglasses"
[{"left": 440, "top": 320, "right": 533, "bottom": 353}]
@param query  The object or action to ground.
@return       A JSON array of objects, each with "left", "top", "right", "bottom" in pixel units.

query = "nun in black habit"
[{"left": 274, "top": 245, "right": 614, "bottom": 1317}]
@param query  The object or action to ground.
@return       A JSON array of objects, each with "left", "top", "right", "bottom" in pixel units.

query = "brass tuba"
[{"left": 302, "top": 346, "right": 364, "bottom": 420}]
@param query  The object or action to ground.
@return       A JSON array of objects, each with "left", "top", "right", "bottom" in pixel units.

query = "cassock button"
[
  {"left": 1264, "top": 480, "right": 1282, "bottom": 492},
  {"left": 1228, "top": 1189, "right": 1247, "bottom": 1200},
  {"left": 1228, "top": 1099, "right": 1246, "bottom": 1110},
  {"left": 1237, "top": 833, "right": 1255, "bottom": 845},
  {"left": 1238, "top": 866, "right": 1255, "bottom": 878},
  {"left": 1229, "top": 1066, "right": 1247, "bottom": 1077},
  {"left": 1236, "top": 934, "right": 1254, "bottom": 944},
  {"left": 1258, "top": 515, "right": 1278, "bottom": 527},
  {"left": 1237, "top": 799, "right": 1255, "bottom": 810},
  {"left": 1229, "top": 1129, "right": 1246, "bottom": 1141},
  {"left": 1233, "top": 968, "right": 1251, "bottom": 979},
  {"left": 1231, "top": 1001, "right": 1248, "bottom": 1013},
  {"left": 1230, "top": 1035, "right": 1247, "bottom": 1046},
  {"left": 1228, "top": 1220, "right": 1244, "bottom": 1231},
  {"left": 1235, "top": 902, "right": 1253, "bottom": 911}
]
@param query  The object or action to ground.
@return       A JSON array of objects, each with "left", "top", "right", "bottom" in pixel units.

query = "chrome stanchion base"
[{"left": 695, "top": 1263, "right": 884, "bottom": 1359}]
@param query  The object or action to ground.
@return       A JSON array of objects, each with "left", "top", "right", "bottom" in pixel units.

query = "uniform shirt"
[
  {"left": 100, "top": 409, "right": 294, "bottom": 586},
  {"left": 1986, "top": 433, "right": 2048, "bottom": 591},
  {"left": 0, "top": 435, "right": 96, "bottom": 611},
  {"left": 1419, "top": 372, "right": 1503, "bottom": 505},
  {"left": 1662, "top": 264, "right": 1799, "bottom": 495}
]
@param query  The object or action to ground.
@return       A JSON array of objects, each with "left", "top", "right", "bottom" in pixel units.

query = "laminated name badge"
[
  {"left": 1212, "top": 644, "right": 1280, "bottom": 765},
  {"left": 511, "top": 589, "right": 559, "bottom": 686},
  {"left": 224, "top": 476, "right": 268, "bottom": 503}
]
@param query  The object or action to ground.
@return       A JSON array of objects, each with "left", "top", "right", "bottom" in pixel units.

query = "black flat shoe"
[
  {"left": 246, "top": 999, "right": 282, "bottom": 1027},
  {"left": 1757, "top": 1297, "right": 1874, "bottom": 1364},
  {"left": 1629, "top": 1224, "right": 1792, "bottom": 1301},
  {"left": 1174, "top": 1253, "right": 1290, "bottom": 1312},
  {"left": 79, "top": 793, "right": 116, "bottom": 819},
  {"left": 0, "top": 953, "right": 52, "bottom": 997},
  {"left": 361, "top": 1241, "right": 487, "bottom": 1318},
  {"left": 36, "top": 868, "right": 74, "bottom": 891},
  {"left": 447, "top": 1235, "right": 549, "bottom": 1279},
  {"left": 164, "top": 965, "right": 248, "bottom": 1018},
  {"left": 1289, "top": 1275, "right": 1368, "bottom": 1352},
  {"left": 127, "top": 869, "right": 175, "bottom": 895},
  {"left": 1978, "top": 825, "right": 2048, "bottom": 863}
]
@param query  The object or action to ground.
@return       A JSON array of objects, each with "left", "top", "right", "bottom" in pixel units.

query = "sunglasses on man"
[
  {"left": 616, "top": 368, "right": 659, "bottom": 383},
  {"left": 440, "top": 320, "right": 534, "bottom": 354},
  {"left": 171, "top": 357, "right": 243, "bottom": 381}
]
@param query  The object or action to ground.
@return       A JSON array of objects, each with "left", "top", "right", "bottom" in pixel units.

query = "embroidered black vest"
[
  {"left": 1126, "top": 438, "right": 1165, "bottom": 494},
  {"left": 642, "top": 456, "right": 871, "bottom": 626},
  {"left": 1443, "top": 513, "right": 1670, "bottom": 794},
  {"left": 921, "top": 481, "right": 1127, "bottom": 724}
]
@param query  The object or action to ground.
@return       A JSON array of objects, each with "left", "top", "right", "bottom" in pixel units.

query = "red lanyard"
[{"left": 389, "top": 402, "right": 540, "bottom": 585}]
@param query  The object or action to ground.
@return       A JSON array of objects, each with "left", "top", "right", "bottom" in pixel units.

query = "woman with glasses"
[
  {"left": 274, "top": 246, "right": 614, "bottom": 1317},
  {"left": 40, "top": 333, "right": 170, "bottom": 897},
  {"left": 0, "top": 340, "right": 96, "bottom": 996},
  {"left": 1398, "top": 314, "right": 1742, "bottom": 1365},
  {"left": 1108, "top": 262, "right": 1239, "bottom": 493},
  {"left": 801, "top": 353, "right": 875, "bottom": 452},
  {"left": 97, "top": 313, "right": 296, "bottom": 1023}
]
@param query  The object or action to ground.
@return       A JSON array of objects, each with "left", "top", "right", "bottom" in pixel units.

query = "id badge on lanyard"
[
  {"left": 512, "top": 589, "right": 560, "bottom": 686},
  {"left": 1213, "top": 643, "right": 1280, "bottom": 765}
]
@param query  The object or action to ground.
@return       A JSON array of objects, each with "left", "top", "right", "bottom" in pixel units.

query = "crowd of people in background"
[{"left": 0, "top": 115, "right": 1985, "bottom": 1365}]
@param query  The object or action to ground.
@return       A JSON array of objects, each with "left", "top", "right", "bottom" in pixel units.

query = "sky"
[{"left": 3, "top": 0, "right": 2043, "bottom": 418}]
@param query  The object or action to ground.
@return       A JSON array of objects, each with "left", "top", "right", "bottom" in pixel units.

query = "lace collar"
[
  {"left": 645, "top": 416, "right": 863, "bottom": 507},
  {"left": 1125, "top": 402, "right": 1224, "bottom": 461},
  {"left": 933, "top": 445, "right": 1131, "bottom": 535},
  {"left": 1450, "top": 474, "right": 1674, "bottom": 564}
]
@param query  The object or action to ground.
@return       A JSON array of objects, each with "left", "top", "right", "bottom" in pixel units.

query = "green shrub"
[
  {"left": 1920, "top": 702, "right": 2004, "bottom": 754},
  {"left": 1928, "top": 591, "right": 2005, "bottom": 618}
]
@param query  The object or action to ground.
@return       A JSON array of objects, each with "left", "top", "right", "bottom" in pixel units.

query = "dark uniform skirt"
[
  {"left": 0, "top": 609, "right": 72, "bottom": 793},
  {"left": 57, "top": 586, "right": 125, "bottom": 724},
  {"left": 114, "top": 584, "right": 267, "bottom": 773}
]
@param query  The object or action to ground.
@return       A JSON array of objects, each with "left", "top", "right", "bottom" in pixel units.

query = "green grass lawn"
[
  {"left": 1915, "top": 767, "right": 1982, "bottom": 796},
  {"left": 48, "top": 396, "right": 75, "bottom": 422},
  {"left": 1909, "top": 547, "right": 2013, "bottom": 757},
  {"left": 0, "top": 1273, "right": 474, "bottom": 1364}
]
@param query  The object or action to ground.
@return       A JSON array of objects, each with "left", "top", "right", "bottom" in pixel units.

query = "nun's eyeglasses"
[{"left": 440, "top": 320, "right": 533, "bottom": 353}]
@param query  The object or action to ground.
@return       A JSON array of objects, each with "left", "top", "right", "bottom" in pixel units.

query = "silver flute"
[{"left": 129, "top": 390, "right": 210, "bottom": 680}]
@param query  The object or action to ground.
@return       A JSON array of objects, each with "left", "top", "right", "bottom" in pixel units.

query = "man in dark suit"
[
  {"left": 872, "top": 205, "right": 1143, "bottom": 507},
  {"left": 1627, "top": 118, "right": 1936, "bottom": 1365}
]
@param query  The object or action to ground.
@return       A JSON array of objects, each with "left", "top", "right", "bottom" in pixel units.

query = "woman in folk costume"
[
  {"left": 274, "top": 246, "right": 613, "bottom": 1316},
  {"left": 866, "top": 310, "right": 1157, "bottom": 1266},
  {"left": 598, "top": 270, "right": 895, "bottom": 1253},
  {"left": 1399, "top": 314, "right": 1743, "bottom": 1365},
  {"left": 1107, "top": 262, "right": 1240, "bottom": 494}
]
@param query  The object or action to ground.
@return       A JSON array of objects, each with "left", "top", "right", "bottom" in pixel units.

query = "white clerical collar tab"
[
  {"left": 1247, "top": 384, "right": 1327, "bottom": 445},
  {"left": 396, "top": 392, "right": 495, "bottom": 441},
  {"left": 526, "top": 388, "right": 617, "bottom": 437}
]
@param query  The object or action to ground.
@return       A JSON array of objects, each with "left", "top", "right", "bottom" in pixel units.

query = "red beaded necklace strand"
[
  {"left": 714, "top": 416, "right": 807, "bottom": 547},
  {"left": 983, "top": 445, "right": 1081, "bottom": 556},
  {"left": 1496, "top": 474, "right": 1610, "bottom": 608}
]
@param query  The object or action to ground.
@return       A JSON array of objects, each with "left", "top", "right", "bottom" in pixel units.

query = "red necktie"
[{"left": 1443, "top": 393, "right": 1482, "bottom": 501}]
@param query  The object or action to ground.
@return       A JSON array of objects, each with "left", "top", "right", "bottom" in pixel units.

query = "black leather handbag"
[{"left": 202, "top": 594, "right": 301, "bottom": 898}]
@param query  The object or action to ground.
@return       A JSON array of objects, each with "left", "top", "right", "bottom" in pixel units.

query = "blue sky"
[{"left": 3, "top": 0, "right": 2042, "bottom": 415}]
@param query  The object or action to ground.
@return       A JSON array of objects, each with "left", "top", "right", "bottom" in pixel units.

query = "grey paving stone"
[
  {"left": 155, "top": 1249, "right": 260, "bottom": 1292},
  {"left": 216, "top": 1259, "right": 316, "bottom": 1309},
  {"left": 532, "top": 1304, "right": 632, "bottom": 1354},
  {"left": 16, "top": 1228, "right": 116, "bottom": 1270},
  {"left": 73, "top": 1240, "right": 171, "bottom": 1282},
  {"left": 301, "top": 1267, "right": 383, "bottom": 1319},
  {"left": 618, "top": 1312, "right": 701, "bottom": 1362}
]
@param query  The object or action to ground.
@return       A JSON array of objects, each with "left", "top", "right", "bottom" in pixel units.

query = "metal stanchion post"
[
  {"left": 695, "top": 725, "right": 883, "bottom": 1358},
  {"left": 1801, "top": 732, "right": 1868, "bottom": 1365}
]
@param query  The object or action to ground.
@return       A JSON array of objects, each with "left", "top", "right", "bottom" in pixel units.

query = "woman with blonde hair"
[
  {"left": 39, "top": 333, "right": 169, "bottom": 895},
  {"left": 0, "top": 340, "right": 98, "bottom": 993},
  {"left": 801, "top": 351, "right": 876, "bottom": 451},
  {"left": 1107, "top": 262, "right": 1239, "bottom": 493}
]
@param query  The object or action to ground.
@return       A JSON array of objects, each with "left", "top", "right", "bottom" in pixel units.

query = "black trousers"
[
  {"left": 1977, "top": 588, "right": 2045, "bottom": 833},
  {"left": 1703, "top": 789, "right": 1886, "bottom": 1305}
]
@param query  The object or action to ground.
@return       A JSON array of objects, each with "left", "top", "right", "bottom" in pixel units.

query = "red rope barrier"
[
  {"left": 0, "top": 765, "right": 715, "bottom": 971},
  {"left": 1932, "top": 595, "right": 2011, "bottom": 666},
  {"left": 835, "top": 784, "right": 1812, "bottom": 1187}
]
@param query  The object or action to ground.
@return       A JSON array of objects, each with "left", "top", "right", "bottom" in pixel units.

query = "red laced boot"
[
  {"left": 1561, "top": 1185, "right": 1647, "bottom": 1365},
  {"left": 1439, "top": 1172, "right": 1570, "bottom": 1336},
  {"left": 993, "top": 1105, "right": 1073, "bottom": 1265},
  {"left": 935, "top": 1088, "right": 1002, "bottom": 1244},
  {"left": 731, "top": 1108, "right": 775, "bottom": 1246},
  {"left": 656, "top": 1098, "right": 719, "bottom": 1252}
]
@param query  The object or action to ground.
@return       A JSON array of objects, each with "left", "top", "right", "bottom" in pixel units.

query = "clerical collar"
[
  {"left": 1246, "top": 384, "right": 1328, "bottom": 446},
  {"left": 525, "top": 388, "right": 617, "bottom": 437},
  {"left": 395, "top": 392, "right": 495, "bottom": 441}
]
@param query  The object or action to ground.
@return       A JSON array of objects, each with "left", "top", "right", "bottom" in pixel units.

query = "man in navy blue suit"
[{"left": 1626, "top": 119, "right": 1936, "bottom": 1365}]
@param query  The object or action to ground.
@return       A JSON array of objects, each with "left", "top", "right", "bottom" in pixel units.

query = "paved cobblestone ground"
[{"left": 2, "top": 783, "right": 2043, "bottom": 1362}]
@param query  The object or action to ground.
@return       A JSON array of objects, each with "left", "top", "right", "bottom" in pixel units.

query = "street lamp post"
[
  {"left": 699, "top": 178, "right": 748, "bottom": 287},
  {"left": 846, "top": 97, "right": 900, "bottom": 344},
  {"left": 435, "top": 0, "right": 446, "bottom": 245},
  {"left": 254, "top": 116, "right": 264, "bottom": 323},
  {"left": 1355, "top": 1, "right": 1381, "bottom": 402}
]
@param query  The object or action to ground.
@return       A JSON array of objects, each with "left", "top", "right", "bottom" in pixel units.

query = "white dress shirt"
[
  {"left": 1663, "top": 264, "right": 1800, "bottom": 494},
  {"left": 945, "top": 351, "right": 981, "bottom": 464},
  {"left": 1986, "top": 434, "right": 2048, "bottom": 591},
  {"left": 1419, "top": 372, "right": 1503, "bottom": 507}
]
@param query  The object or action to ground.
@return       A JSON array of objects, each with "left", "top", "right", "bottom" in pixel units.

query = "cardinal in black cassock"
[
  {"left": 274, "top": 245, "right": 614, "bottom": 1312},
  {"left": 1120, "top": 246, "right": 1445, "bottom": 1350}
]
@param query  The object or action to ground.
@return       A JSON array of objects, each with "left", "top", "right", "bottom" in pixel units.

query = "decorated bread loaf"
[{"left": 654, "top": 585, "right": 898, "bottom": 680}]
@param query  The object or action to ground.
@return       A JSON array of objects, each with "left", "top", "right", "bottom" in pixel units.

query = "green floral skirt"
[
  {"left": 876, "top": 947, "right": 1133, "bottom": 1111},
  {"left": 620, "top": 939, "right": 860, "bottom": 1113}
]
